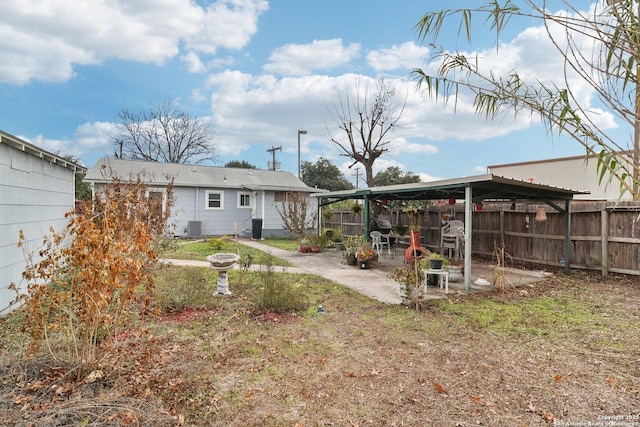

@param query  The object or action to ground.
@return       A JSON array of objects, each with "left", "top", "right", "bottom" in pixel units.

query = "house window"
[
  {"left": 238, "top": 192, "right": 252, "bottom": 208},
  {"left": 205, "top": 191, "right": 224, "bottom": 209},
  {"left": 274, "top": 191, "right": 303, "bottom": 202}
]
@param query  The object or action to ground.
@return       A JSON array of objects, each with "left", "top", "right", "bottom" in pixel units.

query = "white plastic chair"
[
  {"left": 440, "top": 220, "right": 464, "bottom": 260},
  {"left": 370, "top": 231, "right": 390, "bottom": 256}
]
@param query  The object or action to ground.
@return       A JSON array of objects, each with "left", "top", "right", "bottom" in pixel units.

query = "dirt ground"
[{"left": 1, "top": 271, "right": 639, "bottom": 426}]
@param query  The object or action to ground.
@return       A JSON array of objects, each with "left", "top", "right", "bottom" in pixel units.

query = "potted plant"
[
  {"left": 344, "top": 235, "right": 361, "bottom": 265},
  {"left": 308, "top": 234, "right": 329, "bottom": 253},
  {"left": 392, "top": 224, "right": 409, "bottom": 236},
  {"left": 356, "top": 240, "right": 377, "bottom": 269},
  {"left": 422, "top": 250, "right": 449, "bottom": 270},
  {"left": 299, "top": 236, "right": 312, "bottom": 253},
  {"left": 390, "top": 262, "right": 424, "bottom": 305}
]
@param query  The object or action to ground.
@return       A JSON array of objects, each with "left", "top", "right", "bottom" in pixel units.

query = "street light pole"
[{"left": 297, "top": 129, "right": 307, "bottom": 179}]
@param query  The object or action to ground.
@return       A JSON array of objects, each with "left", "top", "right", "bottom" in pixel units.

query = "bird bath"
[{"left": 207, "top": 253, "right": 241, "bottom": 296}]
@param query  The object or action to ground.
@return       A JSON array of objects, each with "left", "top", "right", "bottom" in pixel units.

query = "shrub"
[
  {"left": 207, "top": 235, "right": 231, "bottom": 250},
  {"left": 15, "top": 176, "right": 173, "bottom": 370},
  {"left": 154, "top": 266, "right": 215, "bottom": 312},
  {"left": 255, "top": 258, "right": 307, "bottom": 314}
]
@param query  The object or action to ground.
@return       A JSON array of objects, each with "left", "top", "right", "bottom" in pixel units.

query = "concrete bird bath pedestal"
[{"left": 206, "top": 253, "right": 241, "bottom": 296}]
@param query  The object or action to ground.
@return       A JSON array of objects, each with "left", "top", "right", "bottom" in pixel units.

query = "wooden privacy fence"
[{"left": 324, "top": 203, "right": 640, "bottom": 276}]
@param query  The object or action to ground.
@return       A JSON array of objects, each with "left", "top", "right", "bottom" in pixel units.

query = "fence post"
[{"left": 601, "top": 208, "right": 609, "bottom": 277}]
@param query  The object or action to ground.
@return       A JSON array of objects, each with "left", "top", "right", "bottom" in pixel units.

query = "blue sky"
[{"left": 0, "top": 0, "right": 623, "bottom": 186}]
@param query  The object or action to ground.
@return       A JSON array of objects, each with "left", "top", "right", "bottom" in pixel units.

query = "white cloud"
[
  {"left": 0, "top": 0, "right": 268, "bottom": 84},
  {"left": 182, "top": 51, "right": 206, "bottom": 73},
  {"left": 473, "top": 166, "right": 487, "bottom": 174},
  {"left": 264, "top": 39, "right": 361, "bottom": 76},
  {"left": 186, "top": 0, "right": 268, "bottom": 54},
  {"left": 367, "top": 41, "right": 430, "bottom": 72},
  {"left": 22, "top": 122, "right": 117, "bottom": 164},
  {"left": 203, "top": 70, "right": 544, "bottom": 167},
  {"left": 191, "top": 89, "right": 206, "bottom": 102}
]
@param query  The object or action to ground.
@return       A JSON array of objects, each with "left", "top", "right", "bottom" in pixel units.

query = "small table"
[{"left": 423, "top": 269, "right": 449, "bottom": 294}]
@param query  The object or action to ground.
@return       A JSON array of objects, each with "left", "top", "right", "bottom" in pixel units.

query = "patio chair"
[
  {"left": 440, "top": 220, "right": 464, "bottom": 260},
  {"left": 370, "top": 231, "right": 391, "bottom": 256}
]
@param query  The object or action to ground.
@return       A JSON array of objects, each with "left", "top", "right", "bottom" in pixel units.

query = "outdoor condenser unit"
[{"left": 187, "top": 221, "right": 202, "bottom": 238}]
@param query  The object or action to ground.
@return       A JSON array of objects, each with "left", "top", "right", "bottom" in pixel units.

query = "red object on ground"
[{"left": 404, "top": 230, "right": 425, "bottom": 263}]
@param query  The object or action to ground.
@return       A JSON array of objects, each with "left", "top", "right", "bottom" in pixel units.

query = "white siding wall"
[
  {"left": 0, "top": 144, "right": 75, "bottom": 315},
  {"left": 94, "top": 184, "right": 315, "bottom": 238}
]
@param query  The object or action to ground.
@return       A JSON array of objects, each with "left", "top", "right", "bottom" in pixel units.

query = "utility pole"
[
  {"left": 297, "top": 130, "right": 307, "bottom": 179},
  {"left": 266, "top": 145, "right": 282, "bottom": 171},
  {"left": 352, "top": 167, "right": 361, "bottom": 189}
]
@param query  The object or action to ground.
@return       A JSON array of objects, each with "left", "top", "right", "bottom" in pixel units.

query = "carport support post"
[
  {"left": 464, "top": 186, "right": 473, "bottom": 291},
  {"left": 364, "top": 197, "right": 371, "bottom": 238}
]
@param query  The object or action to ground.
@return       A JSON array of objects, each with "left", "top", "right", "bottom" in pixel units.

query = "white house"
[
  {"left": 0, "top": 130, "right": 85, "bottom": 315},
  {"left": 83, "top": 158, "right": 320, "bottom": 238},
  {"left": 487, "top": 152, "right": 632, "bottom": 200}
]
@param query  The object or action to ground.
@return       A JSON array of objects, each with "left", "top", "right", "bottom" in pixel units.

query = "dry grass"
[{"left": 1, "top": 267, "right": 639, "bottom": 426}]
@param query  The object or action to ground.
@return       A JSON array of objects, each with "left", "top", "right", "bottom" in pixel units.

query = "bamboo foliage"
[{"left": 412, "top": 1, "right": 640, "bottom": 199}]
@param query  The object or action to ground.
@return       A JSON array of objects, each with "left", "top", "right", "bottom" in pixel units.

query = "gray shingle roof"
[{"left": 84, "top": 158, "right": 318, "bottom": 192}]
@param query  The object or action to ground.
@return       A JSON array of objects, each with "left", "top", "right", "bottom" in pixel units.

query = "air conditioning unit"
[{"left": 187, "top": 221, "right": 202, "bottom": 238}]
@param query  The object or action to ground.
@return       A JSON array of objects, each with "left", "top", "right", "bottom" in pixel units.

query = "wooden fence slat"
[{"left": 323, "top": 203, "right": 640, "bottom": 276}]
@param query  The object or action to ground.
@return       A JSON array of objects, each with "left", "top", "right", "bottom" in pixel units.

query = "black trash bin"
[{"left": 251, "top": 218, "right": 263, "bottom": 240}]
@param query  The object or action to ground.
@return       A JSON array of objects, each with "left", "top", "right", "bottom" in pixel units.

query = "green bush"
[
  {"left": 155, "top": 266, "right": 215, "bottom": 312},
  {"left": 255, "top": 259, "right": 308, "bottom": 314}
]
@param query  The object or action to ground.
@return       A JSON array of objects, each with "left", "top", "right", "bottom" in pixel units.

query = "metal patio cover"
[{"left": 312, "top": 174, "right": 588, "bottom": 290}]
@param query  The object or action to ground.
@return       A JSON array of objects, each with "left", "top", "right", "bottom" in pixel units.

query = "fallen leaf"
[
  {"left": 607, "top": 377, "right": 616, "bottom": 386},
  {"left": 554, "top": 374, "right": 563, "bottom": 383},
  {"left": 433, "top": 382, "right": 447, "bottom": 394},
  {"left": 85, "top": 370, "right": 103, "bottom": 384},
  {"left": 348, "top": 372, "right": 357, "bottom": 378},
  {"left": 470, "top": 395, "right": 485, "bottom": 405}
]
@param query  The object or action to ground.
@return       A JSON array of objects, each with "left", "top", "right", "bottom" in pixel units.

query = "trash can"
[{"left": 251, "top": 218, "right": 263, "bottom": 240}]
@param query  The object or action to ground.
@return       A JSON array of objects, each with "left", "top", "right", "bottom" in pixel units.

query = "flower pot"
[
  {"left": 429, "top": 258, "right": 443, "bottom": 270},
  {"left": 359, "top": 260, "right": 370, "bottom": 269},
  {"left": 300, "top": 245, "right": 311, "bottom": 253},
  {"left": 448, "top": 265, "right": 463, "bottom": 282},
  {"left": 397, "top": 282, "right": 408, "bottom": 298},
  {"left": 310, "top": 246, "right": 321, "bottom": 253},
  {"left": 346, "top": 253, "right": 357, "bottom": 265}
]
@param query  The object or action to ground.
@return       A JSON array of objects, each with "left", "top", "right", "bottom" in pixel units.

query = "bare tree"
[
  {"left": 329, "top": 78, "right": 407, "bottom": 187},
  {"left": 114, "top": 99, "right": 216, "bottom": 164},
  {"left": 413, "top": 1, "right": 640, "bottom": 199}
]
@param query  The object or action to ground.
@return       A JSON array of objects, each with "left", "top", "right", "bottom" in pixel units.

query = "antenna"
[{"left": 266, "top": 145, "right": 282, "bottom": 171}]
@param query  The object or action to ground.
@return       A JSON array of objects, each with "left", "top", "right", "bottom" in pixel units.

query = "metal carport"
[{"left": 312, "top": 174, "right": 588, "bottom": 291}]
